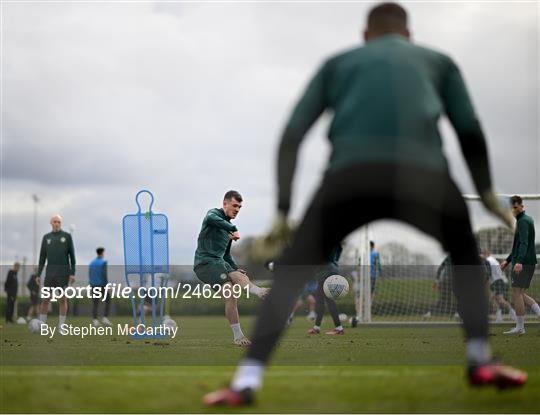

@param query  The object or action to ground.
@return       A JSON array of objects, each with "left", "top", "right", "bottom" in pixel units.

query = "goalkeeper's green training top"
[
  {"left": 278, "top": 34, "right": 492, "bottom": 213},
  {"left": 194, "top": 208, "right": 239, "bottom": 269}
]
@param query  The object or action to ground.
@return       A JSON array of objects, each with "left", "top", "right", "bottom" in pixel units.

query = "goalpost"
[{"left": 352, "top": 194, "right": 540, "bottom": 323}]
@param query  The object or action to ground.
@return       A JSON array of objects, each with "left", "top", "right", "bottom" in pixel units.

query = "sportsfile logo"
[{"left": 40, "top": 282, "right": 249, "bottom": 302}]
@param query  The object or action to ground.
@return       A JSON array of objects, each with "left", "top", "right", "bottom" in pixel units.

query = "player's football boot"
[
  {"left": 101, "top": 317, "right": 112, "bottom": 327},
  {"left": 503, "top": 327, "right": 525, "bottom": 335},
  {"left": 203, "top": 387, "right": 254, "bottom": 406},
  {"left": 468, "top": 361, "right": 527, "bottom": 388},
  {"left": 325, "top": 328, "right": 344, "bottom": 335},
  {"left": 234, "top": 336, "right": 252, "bottom": 346},
  {"left": 307, "top": 327, "right": 320, "bottom": 335}
]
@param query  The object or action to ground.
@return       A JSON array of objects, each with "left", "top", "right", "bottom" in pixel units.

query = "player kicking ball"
[
  {"left": 203, "top": 3, "right": 526, "bottom": 406},
  {"left": 194, "top": 190, "right": 269, "bottom": 346}
]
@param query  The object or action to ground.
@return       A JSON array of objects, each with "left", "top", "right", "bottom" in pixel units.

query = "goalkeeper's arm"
[
  {"left": 441, "top": 58, "right": 491, "bottom": 196},
  {"left": 441, "top": 58, "right": 514, "bottom": 229},
  {"left": 278, "top": 64, "right": 328, "bottom": 215}
]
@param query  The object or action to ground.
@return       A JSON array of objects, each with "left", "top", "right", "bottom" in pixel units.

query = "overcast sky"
[{"left": 1, "top": 1, "right": 539, "bottom": 268}]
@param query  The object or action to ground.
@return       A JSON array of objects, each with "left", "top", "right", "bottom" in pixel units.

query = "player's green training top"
[
  {"left": 506, "top": 211, "right": 537, "bottom": 265},
  {"left": 37, "top": 230, "right": 76, "bottom": 277},
  {"left": 194, "top": 208, "right": 239, "bottom": 269},
  {"left": 277, "top": 34, "right": 491, "bottom": 213}
]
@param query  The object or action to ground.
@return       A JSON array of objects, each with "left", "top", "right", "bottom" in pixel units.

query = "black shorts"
[
  {"left": 43, "top": 275, "right": 69, "bottom": 288},
  {"left": 511, "top": 265, "right": 536, "bottom": 289}
]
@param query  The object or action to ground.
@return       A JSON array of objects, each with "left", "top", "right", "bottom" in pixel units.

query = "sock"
[
  {"left": 231, "top": 358, "right": 265, "bottom": 391},
  {"left": 466, "top": 338, "right": 492, "bottom": 365},
  {"left": 531, "top": 303, "right": 540, "bottom": 317},
  {"left": 230, "top": 323, "right": 244, "bottom": 340},
  {"left": 516, "top": 316, "right": 524, "bottom": 330},
  {"left": 248, "top": 284, "right": 264, "bottom": 297},
  {"left": 39, "top": 314, "right": 47, "bottom": 323},
  {"left": 336, "top": 325, "right": 344, "bottom": 331},
  {"left": 495, "top": 309, "right": 502, "bottom": 320},
  {"left": 59, "top": 315, "right": 66, "bottom": 327},
  {"left": 509, "top": 308, "right": 516, "bottom": 318}
]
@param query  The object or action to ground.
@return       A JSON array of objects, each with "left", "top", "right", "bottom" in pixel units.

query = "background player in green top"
[
  {"left": 204, "top": 3, "right": 525, "bottom": 405},
  {"left": 37, "top": 214, "right": 76, "bottom": 329},
  {"left": 501, "top": 195, "right": 539, "bottom": 335},
  {"left": 194, "top": 190, "right": 269, "bottom": 346}
]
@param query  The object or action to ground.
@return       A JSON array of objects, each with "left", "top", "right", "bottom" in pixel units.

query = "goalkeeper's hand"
[
  {"left": 250, "top": 212, "right": 294, "bottom": 263},
  {"left": 480, "top": 189, "right": 515, "bottom": 231}
]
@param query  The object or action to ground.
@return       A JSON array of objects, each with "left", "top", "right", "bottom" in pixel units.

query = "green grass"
[{"left": 1, "top": 316, "right": 539, "bottom": 413}]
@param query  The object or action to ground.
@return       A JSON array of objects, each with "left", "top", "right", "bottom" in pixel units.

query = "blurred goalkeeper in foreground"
[{"left": 204, "top": 2, "right": 526, "bottom": 405}]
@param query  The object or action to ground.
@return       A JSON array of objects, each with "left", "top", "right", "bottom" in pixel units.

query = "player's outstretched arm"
[
  {"left": 278, "top": 65, "right": 328, "bottom": 215},
  {"left": 206, "top": 211, "right": 238, "bottom": 232},
  {"left": 441, "top": 59, "right": 513, "bottom": 229},
  {"left": 441, "top": 58, "right": 492, "bottom": 196}
]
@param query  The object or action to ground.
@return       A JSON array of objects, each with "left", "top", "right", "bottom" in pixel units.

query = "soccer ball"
[
  {"left": 28, "top": 319, "right": 43, "bottom": 334},
  {"left": 163, "top": 318, "right": 178, "bottom": 330},
  {"left": 323, "top": 275, "right": 349, "bottom": 300},
  {"left": 339, "top": 313, "right": 348, "bottom": 323}
]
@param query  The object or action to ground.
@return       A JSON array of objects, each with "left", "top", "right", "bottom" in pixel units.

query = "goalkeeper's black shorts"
[{"left": 283, "top": 162, "right": 479, "bottom": 267}]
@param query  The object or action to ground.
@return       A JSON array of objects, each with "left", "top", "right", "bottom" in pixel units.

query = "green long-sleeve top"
[
  {"left": 194, "top": 208, "right": 239, "bottom": 269},
  {"left": 506, "top": 212, "right": 537, "bottom": 265},
  {"left": 277, "top": 34, "right": 491, "bottom": 213},
  {"left": 37, "top": 230, "right": 76, "bottom": 277}
]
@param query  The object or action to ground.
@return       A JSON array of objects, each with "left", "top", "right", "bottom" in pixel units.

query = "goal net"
[{"left": 349, "top": 194, "right": 540, "bottom": 323}]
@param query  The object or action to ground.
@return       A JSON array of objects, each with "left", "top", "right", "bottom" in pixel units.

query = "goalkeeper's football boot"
[
  {"left": 468, "top": 361, "right": 527, "bottom": 388},
  {"left": 325, "top": 328, "right": 345, "bottom": 335},
  {"left": 203, "top": 387, "right": 254, "bottom": 406}
]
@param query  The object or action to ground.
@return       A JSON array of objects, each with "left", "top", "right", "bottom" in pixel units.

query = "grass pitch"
[{"left": 1, "top": 316, "right": 539, "bottom": 413}]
